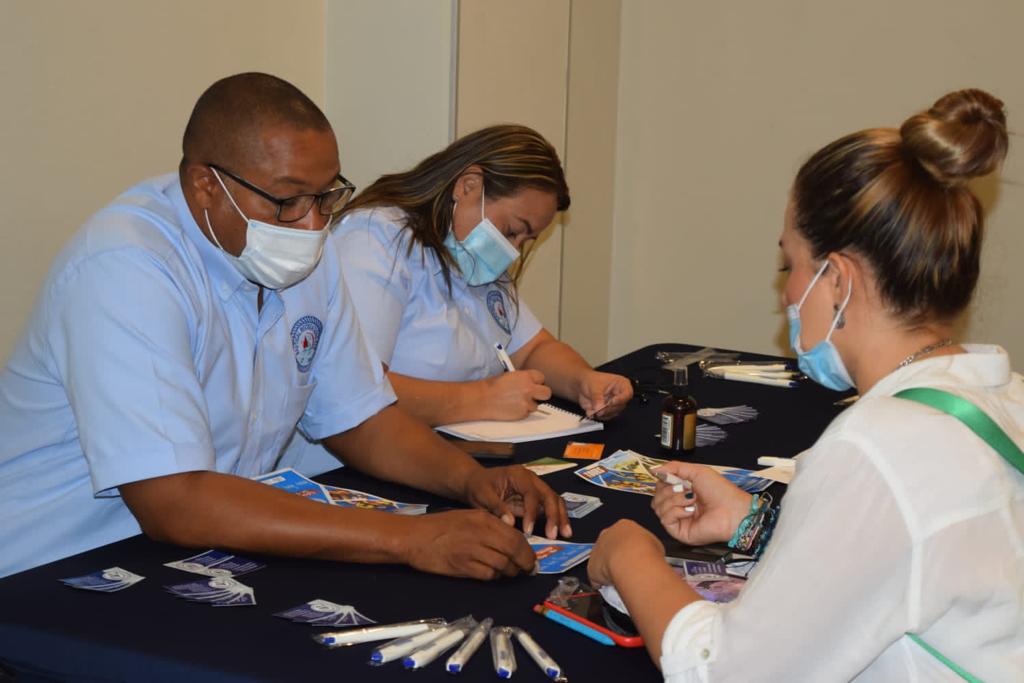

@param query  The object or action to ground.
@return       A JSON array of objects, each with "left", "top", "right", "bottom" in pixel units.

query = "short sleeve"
[
  {"left": 507, "top": 295, "right": 543, "bottom": 354},
  {"left": 49, "top": 249, "right": 215, "bottom": 496},
  {"left": 333, "top": 211, "right": 412, "bottom": 367},
  {"left": 300, "top": 230, "right": 397, "bottom": 440}
]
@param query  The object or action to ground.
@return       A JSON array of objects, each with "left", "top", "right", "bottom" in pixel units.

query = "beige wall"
[
  {"left": 608, "top": 0, "right": 1024, "bottom": 364},
  {"left": 5, "top": 1, "right": 1021, "bottom": 368},
  {"left": 0, "top": 0, "right": 327, "bottom": 363},
  {"left": 456, "top": 0, "right": 571, "bottom": 337},
  {"left": 325, "top": 0, "right": 456, "bottom": 189},
  {"left": 561, "top": 0, "right": 622, "bottom": 364}
]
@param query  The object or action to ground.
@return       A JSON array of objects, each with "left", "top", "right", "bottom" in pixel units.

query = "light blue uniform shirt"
[
  {"left": 334, "top": 206, "right": 543, "bottom": 378},
  {"left": 0, "top": 174, "right": 396, "bottom": 578},
  {"left": 280, "top": 206, "right": 542, "bottom": 468}
]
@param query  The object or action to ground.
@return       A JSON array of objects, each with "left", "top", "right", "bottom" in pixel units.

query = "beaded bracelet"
[{"left": 727, "top": 493, "right": 778, "bottom": 558}]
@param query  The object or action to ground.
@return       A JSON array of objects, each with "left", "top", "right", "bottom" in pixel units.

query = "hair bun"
[{"left": 899, "top": 88, "right": 1008, "bottom": 186}]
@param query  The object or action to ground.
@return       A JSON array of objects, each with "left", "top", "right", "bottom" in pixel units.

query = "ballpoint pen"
[
  {"left": 402, "top": 616, "right": 475, "bottom": 669},
  {"left": 514, "top": 627, "right": 566, "bottom": 681},
  {"left": 314, "top": 618, "right": 445, "bottom": 647},
  {"left": 370, "top": 622, "right": 456, "bottom": 664},
  {"left": 491, "top": 626, "right": 517, "bottom": 679},
  {"left": 493, "top": 343, "right": 516, "bottom": 372},
  {"left": 715, "top": 372, "right": 798, "bottom": 388},
  {"left": 446, "top": 617, "right": 493, "bottom": 673},
  {"left": 579, "top": 400, "right": 612, "bottom": 422}
]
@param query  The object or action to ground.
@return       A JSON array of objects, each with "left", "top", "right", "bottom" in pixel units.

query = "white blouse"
[{"left": 660, "top": 345, "right": 1024, "bottom": 682}]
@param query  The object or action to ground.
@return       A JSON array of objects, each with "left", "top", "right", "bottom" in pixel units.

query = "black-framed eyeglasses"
[{"left": 209, "top": 164, "right": 356, "bottom": 223}]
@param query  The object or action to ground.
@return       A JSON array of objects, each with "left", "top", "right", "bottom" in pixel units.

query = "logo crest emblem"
[
  {"left": 290, "top": 315, "right": 323, "bottom": 372},
  {"left": 486, "top": 289, "right": 511, "bottom": 335}
]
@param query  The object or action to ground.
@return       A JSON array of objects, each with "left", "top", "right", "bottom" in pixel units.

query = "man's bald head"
[{"left": 181, "top": 73, "right": 331, "bottom": 172}]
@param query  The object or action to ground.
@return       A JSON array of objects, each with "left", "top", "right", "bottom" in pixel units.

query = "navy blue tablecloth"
[{"left": 0, "top": 344, "right": 848, "bottom": 682}]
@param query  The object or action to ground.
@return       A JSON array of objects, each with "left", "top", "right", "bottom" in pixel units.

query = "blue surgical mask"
[
  {"left": 443, "top": 186, "right": 518, "bottom": 286},
  {"left": 786, "top": 261, "right": 854, "bottom": 391}
]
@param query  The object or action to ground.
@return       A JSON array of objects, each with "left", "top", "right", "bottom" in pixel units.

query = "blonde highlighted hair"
[
  {"left": 793, "top": 89, "right": 1008, "bottom": 323},
  {"left": 341, "top": 124, "right": 569, "bottom": 293}
]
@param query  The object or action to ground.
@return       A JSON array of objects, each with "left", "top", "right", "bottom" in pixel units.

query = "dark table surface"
[{"left": 0, "top": 343, "right": 849, "bottom": 682}]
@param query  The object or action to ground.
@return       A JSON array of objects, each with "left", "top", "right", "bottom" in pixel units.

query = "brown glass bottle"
[{"left": 660, "top": 367, "right": 697, "bottom": 455}]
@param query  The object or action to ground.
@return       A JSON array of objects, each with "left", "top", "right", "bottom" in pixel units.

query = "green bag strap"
[
  {"left": 895, "top": 387, "right": 1024, "bottom": 475},
  {"left": 905, "top": 634, "right": 983, "bottom": 682},
  {"left": 892, "top": 386, "right": 1024, "bottom": 683}
]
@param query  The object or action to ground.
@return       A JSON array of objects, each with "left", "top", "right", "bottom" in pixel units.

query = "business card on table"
[
  {"left": 563, "top": 442, "right": 605, "bottom": 460},
  {"left": 165, "top": 549, "right": 265, "bottom": 577},
  {"left": 274, "top": 599, "right": 376, "bottom": 626},
  {"left": 165, "top": 576, "right": 256, "bottom": 607},
  {"left": 560, "top": 492, "right": 602, "bottom": 519},
  {"left": 526, "top": 535, "right": 594, "bottom": 574},
  {"left": 523, "top": 457, "right": 576, "bottom": 476},
  {"left": 60, "top": 567, "right": 145, "bottom": 592},
  {"left": 252, "top": 467, "right": 333, "bottom": 504}
]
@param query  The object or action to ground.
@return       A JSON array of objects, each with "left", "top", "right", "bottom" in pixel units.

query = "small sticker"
[{"left": 562, "top": 442, "right": 604, "bottom": 460}]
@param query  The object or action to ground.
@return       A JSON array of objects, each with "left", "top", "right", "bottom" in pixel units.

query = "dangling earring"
[{"left": 834, "top": 303, "right": 846, "bottom": 329}]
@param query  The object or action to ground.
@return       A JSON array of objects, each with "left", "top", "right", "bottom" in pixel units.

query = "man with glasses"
[{"left": 0, "top": 73, "right": 569, "bottom": 580}]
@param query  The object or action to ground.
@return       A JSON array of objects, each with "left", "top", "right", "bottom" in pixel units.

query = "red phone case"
[{"left": 541, "top": 596, "right": 645, "bottom": 648}]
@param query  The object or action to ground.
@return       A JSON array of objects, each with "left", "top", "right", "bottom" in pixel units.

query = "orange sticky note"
[{"left": 563, "top": 442, "right": 604, "bottom": 460}]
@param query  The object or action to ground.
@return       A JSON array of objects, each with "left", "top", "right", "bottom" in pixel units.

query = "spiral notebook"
[{"left": 437, "top": 404, "right": 603, "bottom": 443}]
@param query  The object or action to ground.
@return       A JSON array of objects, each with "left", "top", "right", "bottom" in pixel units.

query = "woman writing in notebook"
[
  {"left": 325, "top": 125, "right": 632, "bottom": 426},
  {"left": 588, "top": 89, "right": 1023, "bottom": 680}
]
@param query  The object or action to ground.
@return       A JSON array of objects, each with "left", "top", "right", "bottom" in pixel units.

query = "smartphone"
[
  {"left": 447, "top": 439, "right": 515, "bottom": 461},
  {"left": 539, "top": 587, "right": 643, "bottom": 648}
]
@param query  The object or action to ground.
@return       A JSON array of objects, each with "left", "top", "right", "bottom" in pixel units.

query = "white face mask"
[{"left": 205, "top": 168, "right": 328, "bottom": 290}]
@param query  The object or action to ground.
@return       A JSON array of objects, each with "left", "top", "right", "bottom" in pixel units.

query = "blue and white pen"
[
  {"left": 494, "top": 343, "right": 516, "bottom": 372},
  {"left": 369, "top": 624, "right": 450, "bottom": 664},
  {"left": 314, "top": 618, "right": 444, "bottom": 647},
  {"left": 490, "top": 626, "right": 517, "bottom": 679},
  {"left": 403, "top": 616, "right": 475, "bottom": 670},
  {"left": 513, "top": 628, "right": 565, "bottom": 681},
  {"left": 446, "top": 617, "right": 492, "bottom": 673}
]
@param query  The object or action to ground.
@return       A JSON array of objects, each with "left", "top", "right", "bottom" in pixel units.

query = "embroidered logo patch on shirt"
[
  {"left": 290, "top": 315, "right": 323, "bottom": 373},
  {"left": 486, "top": 289, "right": 511, "bottom": 335}
]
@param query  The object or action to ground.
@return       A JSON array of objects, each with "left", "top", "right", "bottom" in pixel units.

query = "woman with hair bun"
[{"left": 589, "top": 89, "right": 1022, "bottom": 681}]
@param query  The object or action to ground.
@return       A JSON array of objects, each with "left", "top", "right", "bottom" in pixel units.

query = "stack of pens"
[
  {"left": 699, "top": 361, "right": 801, "bottom": 388},
  {"left": 313, "top": 616, "right": 566, "bottom": 680}
]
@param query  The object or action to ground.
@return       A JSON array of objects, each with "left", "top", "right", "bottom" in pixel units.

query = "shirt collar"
[
  {"left": 864, "top": 344, "right": 1012, "bottom": 399},
  {"left": 169, "top": 179, "right": 254, "bottom": 301}
]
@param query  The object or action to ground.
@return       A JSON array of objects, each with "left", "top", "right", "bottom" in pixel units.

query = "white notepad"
[{"left": 436, "top": 404, "right": 603, "bottom": 443}]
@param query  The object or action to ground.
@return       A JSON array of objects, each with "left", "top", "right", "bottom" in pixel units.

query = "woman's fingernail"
[{"left": 684, "top": 492, "right": 695, "bottom": 500}]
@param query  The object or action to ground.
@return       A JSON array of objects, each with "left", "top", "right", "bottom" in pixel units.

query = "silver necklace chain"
[{"left": 896, "top": 338, "right": 953, "bottom": 369}]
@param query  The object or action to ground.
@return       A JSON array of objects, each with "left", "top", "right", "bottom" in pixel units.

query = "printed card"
[
  {"left": 274, "top": 599, "right": 376, "bottom": 626},
  {"left": 560, "top": 492, "right": 602, "bottom": 519},
  {"left": 322, "top": 485, "right": 427, "bottom": 515},
  {"left": 574, "top": 450, "right": 772, "bottom": 496},
  {"left": 562, "top": 442, "right": 605, "bottom": 460},
  {"left": 252, "top": 467, "right": 427, "bottom": 514},
  {"left": 523, "top": 457, "right": 577, "bottom": 476},
  {"left": 526, "top": 535, "right": 594, "bottom": 574},
  {"left": 668, "top": 558, "right": 748, "bottom": 603},
  {"left": 253, "top": 468, "right": 333, "bottom": 504},
  {"left": 60, "top": 567, "right": 144, "bottom": 592},
  {"left": 165, "top": 576, "right": 256, "bottom": 607},
  {"left": 165, "top": 549, "right": 265, "bottom": 577}
]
